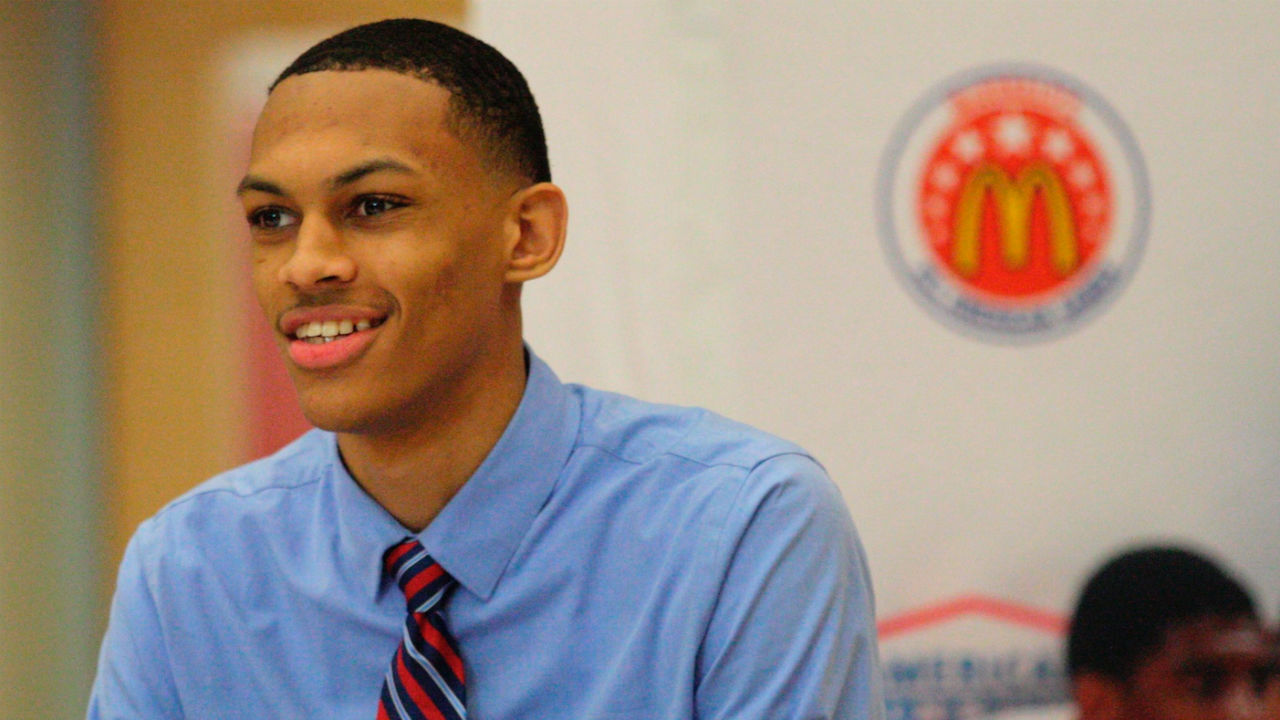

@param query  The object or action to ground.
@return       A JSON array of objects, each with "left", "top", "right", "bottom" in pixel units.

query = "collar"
[
  {"left": 327, "top": 348, "right": 580, "bottom": 602},
  {"left": 423, "top": 350, "right": 579, "bottom": 600}
]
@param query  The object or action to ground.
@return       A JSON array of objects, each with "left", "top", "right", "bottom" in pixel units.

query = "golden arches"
[{"left": 951, "top": 162, "right": 1079, "bottom": 277}]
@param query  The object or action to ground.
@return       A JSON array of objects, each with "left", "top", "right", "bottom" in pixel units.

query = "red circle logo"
[{"left": 879, "top": 66, "right": 1149, "bottom": 341}]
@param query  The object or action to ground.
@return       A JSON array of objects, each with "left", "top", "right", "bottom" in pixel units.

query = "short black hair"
[
  {"left": 272, "top": 18, "right": 551, "bottom": 184},
  {"left": 1066, "top": 545, "right": 1258, "bottom": 682}
]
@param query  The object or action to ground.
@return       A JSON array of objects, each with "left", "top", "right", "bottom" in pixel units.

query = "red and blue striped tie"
[{"left": 377, "top": 538, "right": 466, "bottom": 720}]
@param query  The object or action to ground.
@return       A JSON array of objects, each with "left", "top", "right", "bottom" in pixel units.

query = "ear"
[
  {"left": 503, "top": 182, "right": 567, "bottom": 283},
  {"left": 1073, "top": 673, "right": 1123, "bottom": 720}
]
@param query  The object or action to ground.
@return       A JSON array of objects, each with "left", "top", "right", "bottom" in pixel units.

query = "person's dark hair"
[
  {"left": 1066, "top": 545, "right": 1258, "bottom": 682},
  {"left": 272, "top": 18, "right": 551, "bottom": 184}
]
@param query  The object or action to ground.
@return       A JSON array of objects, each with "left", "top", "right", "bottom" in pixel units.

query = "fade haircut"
[
  {"left": 272, "top": 18, "right": 551, "bottom": 184},
  {"left": 1067, "top": 545, "right": 1258, "bottom": 683}
]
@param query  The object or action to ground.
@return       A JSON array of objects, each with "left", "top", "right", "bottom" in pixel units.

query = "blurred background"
[{"left": 2, "top": 1, "right": 1277, "bottom": 718}]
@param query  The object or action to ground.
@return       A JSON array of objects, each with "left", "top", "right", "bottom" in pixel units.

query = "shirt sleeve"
[
  {"left": 694, "top": 453, "right": 885, "bottom": 720},
  {"left": 87, "top": 525, "right": 184, "bottom": 720}
]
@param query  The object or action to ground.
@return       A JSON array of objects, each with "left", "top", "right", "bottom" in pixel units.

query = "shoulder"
[
  {"left": 570, "top": 384, "right": 816, "bottom": 471},
  {"left": 130, "top": 429, "right": 335, "bottom": 562},
  {"left": 565, "top": 384, "right": 843, "bottom": 525}
]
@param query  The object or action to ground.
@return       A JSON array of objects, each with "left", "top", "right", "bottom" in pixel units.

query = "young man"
[
  {"left": 88, "top": 19, "right": 883, "bottom": 720},
  {"left": 1067, "top": 546, "right": 1276, "bottom": 720}
]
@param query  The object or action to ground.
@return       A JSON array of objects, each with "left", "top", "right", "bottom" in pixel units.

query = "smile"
[
  {"left": 294, "top": 318, "right": 381, "bottom": 343},
  {"left": 285, "top": 314, "right": 385, "bottom": 370}
]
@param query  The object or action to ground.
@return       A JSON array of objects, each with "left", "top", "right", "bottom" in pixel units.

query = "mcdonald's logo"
[
  {"left": 877, "top": 64, "right": 1149, "bottom": 343},
  {"left": 951, "top": 162, "right": 1078, "bottom": 278}
]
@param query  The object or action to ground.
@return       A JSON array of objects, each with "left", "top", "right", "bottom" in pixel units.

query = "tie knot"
[{"left": 383, "top": 537, "right": 456, "bottom": 612}]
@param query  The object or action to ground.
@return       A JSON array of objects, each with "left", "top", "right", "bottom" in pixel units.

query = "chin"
[
  {"left": 292, "top": 386, "right": 382, "bottom": 434},
  {"left": 298, "top": 406, "right": 372, "bottom": 434}
]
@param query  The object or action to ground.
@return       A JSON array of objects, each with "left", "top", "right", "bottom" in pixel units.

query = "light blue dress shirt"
[{"left": 89, "top": 352, "right": 884, "bottom": 719}]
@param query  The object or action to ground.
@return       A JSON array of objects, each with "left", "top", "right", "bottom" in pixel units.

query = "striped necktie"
[{"left": 377, "top": 537, "right": 466, "bottom": 720}]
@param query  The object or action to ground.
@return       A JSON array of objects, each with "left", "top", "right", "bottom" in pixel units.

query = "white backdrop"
[{"left": 472, "top": 2, "right": 1280, "bottom": 710}]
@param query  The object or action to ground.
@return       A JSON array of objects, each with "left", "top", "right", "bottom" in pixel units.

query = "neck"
[{"left": 336, "top": 344, "right": 528, "bottom": 532}]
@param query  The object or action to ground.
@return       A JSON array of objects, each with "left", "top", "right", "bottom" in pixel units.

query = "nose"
[
  {"left": 1218, "top": 680, "right": 1266, "bottom": 720},
  {"left": 277, "top": 216, "right": 357, "bottom": 290}
]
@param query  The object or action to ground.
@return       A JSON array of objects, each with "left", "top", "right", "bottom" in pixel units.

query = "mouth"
[
  {"left": 292, "top": 317, "right": 385, "bottom": 344},
  {"left": 279, "top": 307, "right": 389, "bottom": 370}
]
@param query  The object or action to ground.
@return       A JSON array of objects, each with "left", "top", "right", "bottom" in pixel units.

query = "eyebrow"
[
  {"left": 329, "top": 158, "right": 417, "bottom": 189},
  {"left": 236, "top": 175, "right": 284, "bottom": 197},
  {"left": 235, "top": 157, "right": 418, "bottom": 197}
]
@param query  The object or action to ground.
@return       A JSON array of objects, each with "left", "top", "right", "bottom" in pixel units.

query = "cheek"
[
  {"left": 250, "top": 251, "right": 284, "bottom": 310},
  {"left": 428, "top": 259, "right": 462, "bottom": 302},
  {"left": 1137, "top": 694, "right": 1208, "bottom": 720},
  {"left": 385, "top": 249, "right": 457, "bottom": 307},
  {"left": 393, "top": 238, "right": 498, "bottom": 307}
]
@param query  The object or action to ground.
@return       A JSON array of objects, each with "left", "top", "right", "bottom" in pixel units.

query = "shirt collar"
[
  {"left": 328, "top": 433, "right": 413, "bottom": 599},
  {"left": 421, "top": 349, "right": 579, "bottom": 601},
  {"left": 327, "top": 348, "right": 578, "bottom": 601}
]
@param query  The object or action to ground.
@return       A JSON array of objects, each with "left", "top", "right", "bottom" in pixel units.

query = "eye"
[
  {"left": 1191, "top": 667, "right": 1226, "bottom": 701},
  {"left": 1249, "top": 664, "right": 1277, "bottom": 695},
  {"left": 247, "top": 206, "right": 297, "bottom": 230},
  {"left": 352, "top": 195, "right": 405, "bottom": 218}
]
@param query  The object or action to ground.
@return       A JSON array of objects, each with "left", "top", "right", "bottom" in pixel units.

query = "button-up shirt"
[{"left": 89, "top": 351, "right": 884, "bottom": 719}]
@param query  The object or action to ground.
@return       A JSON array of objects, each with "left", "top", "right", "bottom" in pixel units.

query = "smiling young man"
[
  {"left": 1067, "top": 546, "right": 1277, "bottom": 720},
  {"left": 88, "top": 18, "right": 883, "bottom": 720}
]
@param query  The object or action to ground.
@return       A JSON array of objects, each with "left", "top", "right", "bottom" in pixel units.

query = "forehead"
[
  {"left": 1155, "top": 617, "right": 1270, "bottom": 669},
  {"left": 250, "top": 69, "right": 459, "bottom": 168}
]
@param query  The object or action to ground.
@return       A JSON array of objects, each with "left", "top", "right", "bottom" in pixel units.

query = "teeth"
[{"left": 294, "top": 319, "right": 377, "bottom": 342}]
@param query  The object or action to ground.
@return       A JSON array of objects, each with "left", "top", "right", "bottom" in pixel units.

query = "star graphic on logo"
[
  {"left": 994, "top": 113, "right": 1032, "bottom": 154},
  {"left": 931, "top": 162, "right": 960, "bottom": 190},
  {"left": 951, "top": 130, "right": 985, "bottom": 163},
  {"left": 1070, "top": 161, "right": 1097, "bottom": 189},
  {"left": 1084, "top": 193, "right": 1107, "bottom": 217},
  {"left": 925, "top": 194, "right": 949, "bottom": 220},
  {"left": 1041, "top": 128, "right": 1075, "bottom": 162}
]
